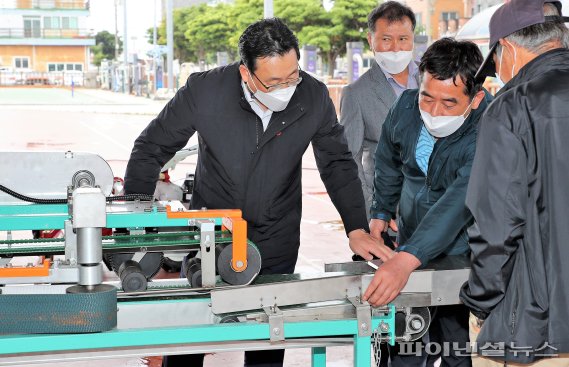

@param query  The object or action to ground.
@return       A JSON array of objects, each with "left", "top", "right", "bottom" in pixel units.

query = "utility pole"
[
  {"left": 166, "top": 0, "right": 174, "bottom": 92},
  {"left": 264, "top": 0, "right": 273, "bottom": 18},
  {"left": 153, "top": 0, "right": 158, "bottom": 95},
  {"left": 114, "top": 0, "right": 119, "bottom": 60},
  {"left": 123, "top": 0, "right": 129, "bottom": 94}
]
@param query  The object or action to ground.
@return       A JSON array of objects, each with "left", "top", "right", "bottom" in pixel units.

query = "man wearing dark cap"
[{"left": 460, "top": 0, "right": 569, "bottom": 366}]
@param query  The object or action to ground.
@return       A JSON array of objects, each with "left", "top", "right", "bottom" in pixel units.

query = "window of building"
[
  {"left": 14, "top": 57, "right": 30, "bottom": 69},
  {"left": 44, "top": 16, "right": 60, "bottom": 29},
  {"left": 441, "top": 12, "right": 459, "bottom": 21},
  {"left": 23, "top": 17, "right": 41, "bottom": 38},
  {"left": 62, "top": 17, "right": 78, "bottom": 29},
  {"left": 47, "top": 63, "right": 83, "bottom": 72}
]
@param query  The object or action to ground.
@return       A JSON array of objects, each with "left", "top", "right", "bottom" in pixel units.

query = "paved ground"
[{"left": 0, "top": 87, "right": 373, "bottom": 367}]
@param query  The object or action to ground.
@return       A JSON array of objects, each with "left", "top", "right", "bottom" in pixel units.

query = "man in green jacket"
[{"left": 363, "top": 38, "right": 492, "bottom": 366}]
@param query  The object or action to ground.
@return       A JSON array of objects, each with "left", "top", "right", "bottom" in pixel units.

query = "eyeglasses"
[{"left": 249, "top": 66, "right": 303, "bottom": 92}]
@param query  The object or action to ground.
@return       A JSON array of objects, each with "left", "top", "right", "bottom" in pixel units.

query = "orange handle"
[
  {"left": 166, "top": 207, "right": 248, "bottom": 272},
  {"left": 0, "top": 259, "right": 51, "bottom": 278},
  {"left": 166, "top": 207, "right": 243, "bottom": 219}
]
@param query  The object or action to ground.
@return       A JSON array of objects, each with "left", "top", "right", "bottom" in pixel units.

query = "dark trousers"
[
  {"left": 162, "top": 257, "right": 297, "bottom": 367},
  {"left": 426, "top": 304, "right": 472, "bottom": 367},
  {"left": 375, "top": 304, "right": 471, "bottom": 367}
]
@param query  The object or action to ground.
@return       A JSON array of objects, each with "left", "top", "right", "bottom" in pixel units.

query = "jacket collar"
[{"left": 496, "top": 48, "right": 569, "bottom": 97}]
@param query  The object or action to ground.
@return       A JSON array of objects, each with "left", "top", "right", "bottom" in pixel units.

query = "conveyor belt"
[{"left": 0, "top": 231, "right": 235, "bottom": 256}]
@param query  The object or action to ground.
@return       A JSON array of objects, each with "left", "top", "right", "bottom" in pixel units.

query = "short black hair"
[
  {"left": 368, "top": 1, "right": 416, "bottom": 33},
  {"left": 238, "top": 18, "right": 300, "bottom": 72},
  {"left": 419, "top": 38, "right": 484, "bottom": 99}
]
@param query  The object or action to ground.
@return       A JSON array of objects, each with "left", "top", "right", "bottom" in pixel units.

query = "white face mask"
[
  {"left": 419, "top": 100, "right": 473, "bottom": 138},
  {"left": 247, "top": 70, "right": 296, "bottom": 112},
  {"left": 494, "top": 72, "right": 505, "bottom": 88},
  {"left": 372, "top": 39, "right": 414, "bottom": 75},
  {"left": 496, "top": 40, "right": 517, "bottom": 85}
]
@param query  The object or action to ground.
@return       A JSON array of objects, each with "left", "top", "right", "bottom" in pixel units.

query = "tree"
[
  {"left": 227, "top": 0, "right": 264, "bottom": 51},
  {"left": 300, "top": 0, "right": 378, "bottom": 77},
  {"left": 148, "top": 0, "right": 378, "bottom": 75},
  {"left": 150, "top": 6, "right": 207, "bottom": 62},
  {"left": 92, "top": 30, "right": 122, "bottom": 66},
  {"left": 184, "top": 3, "right": 234, "bottom": 65}
]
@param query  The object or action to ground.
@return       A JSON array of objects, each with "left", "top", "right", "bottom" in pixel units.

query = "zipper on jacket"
[
  {"left": 511, "top": 291, "right": 519, "bottom": 335},
  {"left": 424, "top": 136, "right": 451, "bottom": 202},
  {"left": 254, "top": 116, "right": 262, "bottom": 151},
  {"left": 425, "top": 141, "right": 442, "bottom": 203}
]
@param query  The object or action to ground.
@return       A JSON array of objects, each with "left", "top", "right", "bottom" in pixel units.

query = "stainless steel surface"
[
  {"left": 72, "top": 187, "right": 106, "bottom": 228},
  {"left": 264, "top": 306, "right": 285, "bottom": 342},
  {"left": 325, "top": 259, "right": 382, "bottom": 273},
  {"left": 78, "top": 263, "right": 103, "bottom": 286},
  {"left": 0, "top": 338, "right": 353, "bottom": 366},
  {"left": 0, "top": 151, "right": 114, "bottom": 203},
  {"left": 76, "top": 225, "right": 103, "bottom": 287},
  {"left": 0, "top": 284, "right": 71, "bottom": 294},
  {"left": 211, "top": 274, "right": 362, "bottom": 314},
  {"left": 244, "top": 301, "right": 357, "bottom": 323},
  {"left": 431, "top": 268, "right": 470, "bottom": 305},
  {"left": 360, "top": 267, "right": 469, "bottom": 307},
  {"left": 348, "top": 297, "right": 372, "bottom": 337},
  {"left": 76, "top": 228, "right": 102, "bottom": 264},
  {"left": 388, "top": 293, "right": 432, "bottom": 307},
  {"left": 64, "top": 220, "right": 77, "bottom": 264},
  {"left": 196, "top": 220, "right": 216, "bottom": 288},
  {"left": 117, "top": 298, "right": 213, "bottom": 329}
]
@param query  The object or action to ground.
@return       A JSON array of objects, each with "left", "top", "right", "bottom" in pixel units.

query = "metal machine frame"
[{"left": 0, "top": 151, "right": 471, "bottom": 366}]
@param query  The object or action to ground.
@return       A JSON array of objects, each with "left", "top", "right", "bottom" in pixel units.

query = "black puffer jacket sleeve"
[
  {"left": 124, "top": 79, "right": 197, "bottom": 195},
  {"left": 312, "top": 86, "right": 369, "bottom": 235}
]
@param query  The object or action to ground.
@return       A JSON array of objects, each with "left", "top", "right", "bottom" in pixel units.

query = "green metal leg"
[
  {"left": 353, "top": 335, "right": 371, "bottom": 367},
  {"left": 311, "top": 346, "right": 326, "bottom": 367}
]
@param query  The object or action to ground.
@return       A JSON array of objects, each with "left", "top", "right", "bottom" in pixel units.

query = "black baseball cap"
[{"left": 475, "top": 0, "right": 569, "bottom": 81}]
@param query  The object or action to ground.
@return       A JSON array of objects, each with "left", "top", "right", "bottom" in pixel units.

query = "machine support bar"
[
  {"left": 348, "top": 297, "right": 372, "bottom": 337},
  {"left": 311, "top": 347, "right": 326, "bottom": 367},
  {"left": 193, "top": 219, "right": 216, "bottom": 288},
  {"left": 264, "top": 306, "right": 284, "bottom": 342}
]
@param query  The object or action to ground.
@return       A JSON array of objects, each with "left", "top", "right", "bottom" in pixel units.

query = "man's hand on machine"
[
  {"left": 369, "top": 218, "right": 398, "bottom": 241},
  {"left": 348, "top": 229, "right": 395, "bottom": 262},
  {"left": 362, "top": 251, "right": 421, "bottom": 307}
]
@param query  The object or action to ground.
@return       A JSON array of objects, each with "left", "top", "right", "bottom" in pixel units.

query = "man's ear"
[
  {"left": 239, "top": 64, "right": 250, "bottom": 84},
  {"left": 471, "top": 90, "right": 486, "bottom": 110},
  {"left": 367, "top": 32, "right": 374, "bottom": 51}
]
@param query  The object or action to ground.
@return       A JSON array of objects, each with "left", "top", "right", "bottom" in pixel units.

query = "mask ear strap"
[{"left": 246, "top": 69, "right": 260, "bottom": 93}]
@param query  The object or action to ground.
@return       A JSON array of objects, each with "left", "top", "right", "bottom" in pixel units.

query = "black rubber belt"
[{"left": 0, "top": 286, "right": 117, "bottom": 334}]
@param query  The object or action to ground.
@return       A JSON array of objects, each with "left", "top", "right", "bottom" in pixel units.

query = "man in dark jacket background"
[
  {"left": 124, "top": 18, "right": 388, "bottom": 367},
  {"left": 363, "top": 38, "right": 492, "bottom": 366},
  {"left": 460, "top": 0, "right": 569, "bottom": 365}
]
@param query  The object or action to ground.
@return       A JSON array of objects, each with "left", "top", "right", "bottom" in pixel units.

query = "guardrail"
[
  {"left": 0, "top": 28, "right": 94, "bottom": 39},
  {"left": 0, "top": 71, "right": 89, "bottom": 87},
  {"left": 0, "top": 0, "right": 88, "bottom": 10}
]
